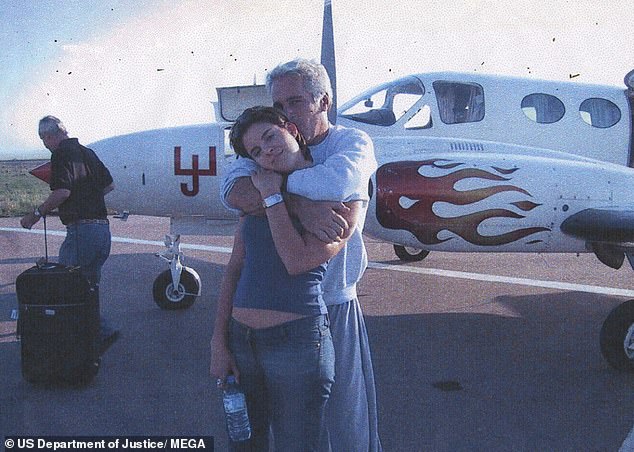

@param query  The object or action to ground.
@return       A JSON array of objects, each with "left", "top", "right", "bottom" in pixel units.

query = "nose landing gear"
[{"left": 153, "top": 235, "right": 201, "bottom": 310}]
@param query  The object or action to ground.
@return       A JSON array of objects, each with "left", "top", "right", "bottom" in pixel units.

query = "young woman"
[{"left": 210, "top": 106, "right": 362, "bottom": 451}]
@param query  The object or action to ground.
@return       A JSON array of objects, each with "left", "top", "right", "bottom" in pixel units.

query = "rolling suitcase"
[{"left": 16, "top": 218, "right": 100, "bottom": 385}]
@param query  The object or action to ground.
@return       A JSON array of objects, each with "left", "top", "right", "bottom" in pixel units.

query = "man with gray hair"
[
  {"left": 21, "top": 115, "right": 118, "bottom": 353},
  {"left": 219, "top": 58, "right": 381, "bottom": 451}
]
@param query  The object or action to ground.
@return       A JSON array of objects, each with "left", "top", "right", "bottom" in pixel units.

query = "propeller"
[{"left": 320, "top": 0, "right": 337, "bottom": 124}]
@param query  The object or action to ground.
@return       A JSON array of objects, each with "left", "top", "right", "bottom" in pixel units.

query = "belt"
[{"left": 70, "top": 218, "right": 109, "bottom": 225}]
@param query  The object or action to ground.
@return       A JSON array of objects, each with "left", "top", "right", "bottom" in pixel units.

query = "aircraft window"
[
  {"left": 341, "top": 77, "right": 424, "bottom": 126},
  {"left": 521, "top": 93, "right": 565, "bottom": 124},
  {"left": 579, "top": 98, "right": 621, "bottom": 128},
  {"left": 224, "top": 127, "right": 235, "bottom": 157},
  {"left": 404, "top": 105, "right": 432, "bottom": 129},
  {"left": 433, "top": 81, "right": 484, "bottom": 124}
]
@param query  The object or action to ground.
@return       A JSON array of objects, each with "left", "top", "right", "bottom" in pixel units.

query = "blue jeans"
[
  {"left": 59, "top": 222, "right": 111, "bottom": 285},
  {"left": 229, "top": 314, "right": 335, "bottom": 452},
  {"left": 59, "top": 222, "right": 113, "bottom": 339}
]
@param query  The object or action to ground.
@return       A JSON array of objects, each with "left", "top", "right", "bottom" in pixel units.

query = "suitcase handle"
[
  {"left": 35, "top": 216, "right": 52, "bottom": 270},
  {"left": 44, "top": 215, "right": 49, "bottom": 262}
]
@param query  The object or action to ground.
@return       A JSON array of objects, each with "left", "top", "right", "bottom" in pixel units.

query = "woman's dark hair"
[{"left": 229, "top": 106, "right": 310, "bottom": 161}]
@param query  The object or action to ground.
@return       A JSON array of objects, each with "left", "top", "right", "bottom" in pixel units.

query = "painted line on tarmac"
[
  {"left": 0, "top": 226, "right": 233, "bottom": 254},
  {"left": 111, "top": 235, "right": 233, "bottom": 254},
  {"left": 367, "top": 262, "right": 634, "bottom": 298},
  {"left": 3, "top": 226, "right": 634, "bottom": 298}
]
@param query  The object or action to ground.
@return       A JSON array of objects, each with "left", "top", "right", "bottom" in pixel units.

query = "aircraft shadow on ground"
[{"left": 364, "top": 290, "right": 634, "bottom": 451}]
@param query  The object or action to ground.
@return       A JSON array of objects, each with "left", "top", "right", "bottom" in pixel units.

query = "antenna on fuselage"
[{"left": 321, "top": 0, "right": 337, "bottom": 124}]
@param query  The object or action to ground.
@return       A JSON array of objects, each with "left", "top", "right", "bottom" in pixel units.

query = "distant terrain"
[{"left": 0, "top": 159, "right": 49, "bottom": 217}]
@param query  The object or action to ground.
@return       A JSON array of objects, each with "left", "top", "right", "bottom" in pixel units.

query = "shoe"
[{"left": 99, "top": 329, "right": 120, "bottom": 355}]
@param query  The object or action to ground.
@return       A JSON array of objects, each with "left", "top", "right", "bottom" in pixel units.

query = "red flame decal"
[{"left": 376, "top": 160, "right": 550, "bottom": 246}]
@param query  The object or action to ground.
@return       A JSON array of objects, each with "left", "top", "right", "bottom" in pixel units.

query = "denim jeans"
[
  {"left": 59, "top": 223, "right": 111, "bottom": 285},
  {"left": 228, "top": 314, "right": 335, "bottom": 452},
  {"left": 59, "top": 222, "right": 113, "bottom": 340}
]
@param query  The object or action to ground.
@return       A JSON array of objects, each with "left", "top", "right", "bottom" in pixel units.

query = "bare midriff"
[{"left": 232, "top": 307, "right": 307, "bottom": 329}]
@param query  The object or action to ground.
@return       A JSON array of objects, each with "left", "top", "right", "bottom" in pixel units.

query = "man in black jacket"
[{"left": 21, "top": 115, "right": 118, "bottom": 352}]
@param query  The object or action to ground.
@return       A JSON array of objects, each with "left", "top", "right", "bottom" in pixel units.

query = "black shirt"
[{"left": 50, "top": 138, "right": 114, "bottom": 225}]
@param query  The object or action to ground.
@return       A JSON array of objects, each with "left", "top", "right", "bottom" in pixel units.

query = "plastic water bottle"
[{"left": 223, "top": 375, "right": 251, "bottom": 442}]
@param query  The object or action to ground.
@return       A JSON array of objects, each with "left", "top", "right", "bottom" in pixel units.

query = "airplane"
[{"left": 27, "top": 0, "right": 634, "bottom": 372}]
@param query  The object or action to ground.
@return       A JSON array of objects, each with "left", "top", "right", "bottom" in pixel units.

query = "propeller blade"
[{"left": 321, "top": 0, "right": 337, "bottom": 124}]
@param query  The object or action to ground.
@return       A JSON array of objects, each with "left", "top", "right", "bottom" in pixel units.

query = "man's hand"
[
  {"left": 291, "top": 197, "right": 350, "bottom": 243},
  {"left": 227, "top": 177, "right": 265, "bottom": 216},
  {"left": 20, "top": 212, "right": 40, "bottom": 230},
  {"left": 20, "top": 189, "right": 69, "bottom": 230},
  {"left": 251, "top": 168, "right": 283, "bottom": 198}
]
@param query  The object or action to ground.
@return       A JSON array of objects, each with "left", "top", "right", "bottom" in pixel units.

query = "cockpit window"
[
  {"left": 579, "top": 98, "right": 621, "bottom": 128},
  {"left": 433, "top": 81, "right": 485, "bottom": 124},
  {"left": 341, "top": 77, "right": 424, "bottom": 126},
  {"left": 521, "top": 93, "right": 565, "bottom": 124}
]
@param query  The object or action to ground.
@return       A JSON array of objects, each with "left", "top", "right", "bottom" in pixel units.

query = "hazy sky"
[{"left": 1, "top": 0, "right": 632, "bottom": 159}]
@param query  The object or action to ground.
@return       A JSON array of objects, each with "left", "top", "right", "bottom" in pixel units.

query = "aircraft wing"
[
  {"left": 561, "top": 207, "right": 634, "bottom": 269},
  {"left": 27, "top": 160, "right": 239, "bottom": 236}
]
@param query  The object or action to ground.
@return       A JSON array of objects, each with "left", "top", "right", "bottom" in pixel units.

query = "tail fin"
[{"left": 321, "top": 0, "right": 337, "bottom": 124}]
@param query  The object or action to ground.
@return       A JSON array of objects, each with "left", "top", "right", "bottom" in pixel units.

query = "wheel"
[
  {"left": 599, "top": 299, "right": 634, "bottom": 371},
  {"left": 70, "top": 359, "right": 101, "bottom": 387},
  {"left": 393, "top": 245, "right": 430, "bottom": 262},
  {"left": 153, "top": 269, "right": 199, "bottom": 310}
]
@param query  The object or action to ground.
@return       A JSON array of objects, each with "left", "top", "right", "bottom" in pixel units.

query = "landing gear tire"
[
  {"left": 153, "top": 269, "right": 199, "bottom": 310},
  {"left": 394, "top": 245, "right": 429, "bottom": 262},
  {"left": 599, "top": 299, "right": 634, "bottom": 371}
]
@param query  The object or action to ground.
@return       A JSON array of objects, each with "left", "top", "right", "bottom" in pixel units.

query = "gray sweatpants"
[{"left": 320, "top": 298, "right": 382, "bottom": 452}]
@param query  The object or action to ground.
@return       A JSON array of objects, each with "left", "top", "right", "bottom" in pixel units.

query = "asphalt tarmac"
[{"left": 2, "top": 215, "right": 634, "bottom": 451}]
